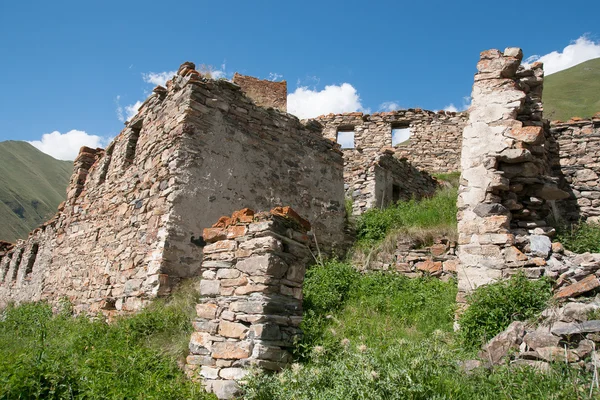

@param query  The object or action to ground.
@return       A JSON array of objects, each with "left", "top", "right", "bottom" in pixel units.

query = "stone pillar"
[
  {"left": 66, "top": 146, "right": 101, "bottom": 202},
  {"left": 185, "top": 207, "right": 312, "bottom": 399},
  {"left": 457, "top": 48, "right": 568, "bottom": 304}
]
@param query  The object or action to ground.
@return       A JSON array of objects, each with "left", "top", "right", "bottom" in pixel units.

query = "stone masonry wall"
[
  {"left": 185, "top": 207, "right": 312, "bottom": 399},
  {"left": 232, "top": 73, "right": 287, "bottom": 112},
  {"left": 549, "top": 115, "right": 600, "bottom": 223},
  {"left": 0, "top": 62, "right": 345, "bottom": 315},
  {"left": 315, "top": 112, "right": 441, "bottom": 214},
  {"left": 316, "top": 110, "right": 467, "bottom": 174},
  {"left": 457, "top": 48, "right": 568, "bottom": 305}
]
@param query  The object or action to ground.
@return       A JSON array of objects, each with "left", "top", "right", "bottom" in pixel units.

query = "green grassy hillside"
[
  {"left": 543, "top": 57, "right": 600, "bottom": 121},
  {"left": 0, "top": 141, "right": 72, "bottom": 243}
]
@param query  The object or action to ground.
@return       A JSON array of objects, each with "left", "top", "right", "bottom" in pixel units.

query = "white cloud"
[
  {"left": 443, "top": 104, "right": 459, "bottom": 112},
  {"left": 210, "top": 69, "right": 225, "bottom": 79},
  {"left": 525, "top": 35, "right": 600, "bottom": 75},
  {"left": 379, "top": 101, "right": 401, "bottom": 112},
  {"left": 142, "top": 71, "right": 177, "bottom": 86},
  {"left": 288, "top": 83, "right": 367, "bottom": 119},
  {"left": 443, "top": 96, "right": 471, "bottom": 113},
  {"left": 115, "top": 95, "right": 124, "bottom": 122},
  {"left": 29, "top": 130, "right": 109, "bottom": 161},
  {"left": 268, "top": 72, "right": 283, "bottom": 81},
  {"left": 125, "top": 101, "right": 143, "bottom": 121}
]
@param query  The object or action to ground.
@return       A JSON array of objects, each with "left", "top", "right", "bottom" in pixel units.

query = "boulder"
[
  {"left": 523, "top": 329, "right": 560, "bottom": 350},
  {"left": 530, "top": 235, "right": 552, "bottom": 258},
  {"left": 480, "top": 321, "right": 526, "bottom": 364}
]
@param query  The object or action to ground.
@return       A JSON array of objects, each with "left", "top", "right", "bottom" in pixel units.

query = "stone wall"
[
  {"left": 549, "top": 115, "right": 600, "bottom": 223},
  {"left": 456, "top": 48, "right": 568, "bottom": 304},
  {"left": 0, "top": 63, "right": 345, "bottom": 314},
  {"left": 232, "top": 73, "right": 287, "bottom": 112},
  {"left": 352, "top": 234, "right": 458, "bottom": 280},
  {"left": 315, "top": 112, "right": 441, "bottom": 214},
  {"left": 185, "top": 207, "right": 311, "bottom": 399},
  {"left": 316, "top": 109, "right": 467, "bottom": 174}
]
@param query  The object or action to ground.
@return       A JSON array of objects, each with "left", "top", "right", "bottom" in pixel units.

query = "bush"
[
  {"left": 0, "top": 282, "right": 215, "bottom": 400},
  {"left": 355, "top": 188, "right": 457, "bottom": 247},
  {"left": 459, "top": 273, "right": 553, "bottom": 349},
  {"left": 556, "top": 221, "right": 600, "bottom": 253}
]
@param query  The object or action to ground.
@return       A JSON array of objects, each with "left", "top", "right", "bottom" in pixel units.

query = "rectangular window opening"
[
  {"left": 9, "top": 249, "right": 23, "bottom": 282},
  {"left": 99, "top": 143, "right": 115, "bottom": 183},
  {"left": 336, "top": 128, "right": 355, "bottom": 149},
  {"left": 392, "top": 184, "right": 401, "bottom": 203},
  {"left": 124, "top": 125, "right": 142, "bottom": 166},
  {"left": 24, "top": 243, "right": 39, "bottom": 277},
  {"left": 391, "top": 124, "right": 411, "bottom": 146}
]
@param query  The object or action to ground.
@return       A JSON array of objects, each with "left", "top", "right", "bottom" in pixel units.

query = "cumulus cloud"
[
  {"left": 125, "top": 101, "right": 143, "bottom": 121},
  {"left": 29, "top": 130, "right": 109, "bottom": 161},
  {"left": 115, "top": 96, "right": 143, "bottom": 123},
  {"left": 443, "top": 104, "right": 459, "bottom": 112},
  {"left": 142, "top": 71, "right": 177, "bottom": 86},
  {"left": 525, "top": 35, "right": 600, "bottom": 75},
  {"left": 288, "top": 83, "right": 367, "bottom": 119},
  {"left": 379, "top": 101, "right": 401, "bottom": 112},
  {"left": 443, "top": 96, "right": 471, "bottom": 113}
]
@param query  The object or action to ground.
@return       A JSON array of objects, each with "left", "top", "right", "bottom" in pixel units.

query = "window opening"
[
  {"left": 99, "top": 143, "right": 115, "bottom": 183},
  {"left": 124, "top": 125, "right": 142, "bottom": 165},
  {"left": 336, "top": 129, "right": 355, "bottom": 149},
  {"left": 392, "top": 184, "right": 401, "bottom": 203},
  {"left": 8, "top": 249, "right": 23, "bottom": 282},
  {"left": 391, "top": 124, "right": 411, "bottom": 146},
  {"left": 24, "top": 243, "right": 39, "bottom": 277}
]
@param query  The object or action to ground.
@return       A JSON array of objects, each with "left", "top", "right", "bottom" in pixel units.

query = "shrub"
[
  {"left": 556, "top": 221, "right": 600, "bottom": 253},
  {"left": 355, "top": 188, "right": 457, "bottom": 247},
  {"left": 459, "top": 273, "right": 553, "bottom": 349}
]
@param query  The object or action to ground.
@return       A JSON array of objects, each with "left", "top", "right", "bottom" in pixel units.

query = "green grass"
[
  {"left": 0, "top": 280, "right": 215, "bottom": 400},
  {"left": 244, "top": 262, "right": 594, "bottom": 400},
  {"left": 556, "top": 221, "right": 600, "bottom": 253},
  {"left": 544, "top": 57, "right": 600, "bottom": 121},
  {"left": 0, "top": 141, "right": 72, "bottom": 242},
  {"left": 432, "top": 171, "right": 461, "bottom": 188},
  {"left": 355, "top": 187, "right": 458, "bottom": 247}
]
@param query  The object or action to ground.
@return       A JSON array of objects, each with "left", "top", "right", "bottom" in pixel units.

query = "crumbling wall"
[
  {"left": 0, "top": 225, "right": 54, "bottom": 307},
  {"left": 315, "top": 112, "right": 441, "bottom": 214},
  {"left": 0, "top": 63, "right": 345, "bottom": 314},
  {"left": 168, "top": 69, "right": 345, "bottom": 264},
  {"left": 316, "top": 110, "right": 467, "bottom": 173},
  {"left": 549, "top": 115, "right": 600, "bottom": 223},
  {"left": 457, "top": 48, "right": 568, "bottom": 304},
  {"left": 232, "top": 73, "right": 287, "bottom": 112},
  {"left": 186, "top": 207, "right": 311, "bottom": 399}
]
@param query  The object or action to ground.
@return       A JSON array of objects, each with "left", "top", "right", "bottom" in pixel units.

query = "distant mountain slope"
[
  {"left": 0, "top": 141, "right": 72, "bottom": 242},
  {"left": 543, "top": 57, "right": 600, "bottom": 121}
]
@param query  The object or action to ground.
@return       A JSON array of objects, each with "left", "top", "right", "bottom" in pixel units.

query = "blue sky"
[{"left": 1, "top": 0, "right": 599, "bottom": 159}]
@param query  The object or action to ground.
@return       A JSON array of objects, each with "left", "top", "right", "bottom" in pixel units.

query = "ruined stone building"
[
  {"left": 455, "top": 47, "right": 600, "bottom": 306},
  {"left": 1, "top": 50, "right": 600, "bottom": 398},
  {"left": 0, "top": 64, "right": 346, "bottom": 314},
  {"left": 315, "top": 110, "right": 467, "bottom": 214}
]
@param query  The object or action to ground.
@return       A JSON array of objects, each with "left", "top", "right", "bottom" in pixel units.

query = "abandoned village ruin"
[{"left": 1, "top": 48, "right": 600, "bottom": 397}]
